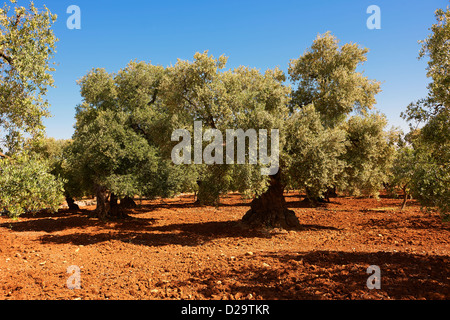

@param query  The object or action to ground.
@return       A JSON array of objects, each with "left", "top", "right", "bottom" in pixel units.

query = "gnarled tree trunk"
[
  {"left": 242, "top": 171, "right": 300, "bottom": 229},
  {"left": 94, "top": 186, "right": 130, "bottom": 219},
  {"left": 95, "top": 184, "right": 109, "bottom": 219},
  {"left": 109, "top": 192, "right": 128, "bottom": 218},
  {"left": 65, "top": 196, "right": 80, "bottom": 211}
]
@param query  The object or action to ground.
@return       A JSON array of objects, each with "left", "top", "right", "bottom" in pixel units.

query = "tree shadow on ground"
[
  {"left": 360, "top": 213, "right": 449, "bottom": 231},
  {"left": 130, "top": 201, "right": 201, "bottom": 214},
  {"left": 297, "top": 224, "right": 340, "bottom": 231},
  {"left": 0, "top": 209, "right": 96, "bottom": 233},
  {"left": 0, "top": 209, "right": 158, "bottom": 233},
  {"left": 37, "top": 220, "right": 263, "bottom": 247},
  {"left": 286, "top": 200, "right": 329, "bottom": 209},
  {"left": 36, "top": 218, "right": 339, "bottom": 247},
  {"left": 134, "top": 193, "right": 327, "bottom": 212},
  {"left": 2, "top": 205, "right": 339, "bottom": 247},
  {"left": 174, "top": 250, "right": 449, "bottom": 300},
  {"left": 130, "top": 198, "right": 252, "bottom": 215}
]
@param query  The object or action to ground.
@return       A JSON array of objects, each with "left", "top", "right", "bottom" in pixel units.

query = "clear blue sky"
[{"left": 23, "top": 0, "right": 448, "bottom": 139}]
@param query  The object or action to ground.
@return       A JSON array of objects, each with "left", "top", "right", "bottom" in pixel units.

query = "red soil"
[{"left": 0, "top": 193, "right": 448, "bottom": 300}]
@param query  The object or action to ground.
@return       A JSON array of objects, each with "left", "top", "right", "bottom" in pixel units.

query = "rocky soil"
[{"left": 0, "top": 193, "right": 448, "bottom": 300}]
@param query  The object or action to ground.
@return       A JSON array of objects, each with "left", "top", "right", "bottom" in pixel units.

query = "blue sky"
[{"left": 21, "top": 0, "right": 448, "bottom": 139}]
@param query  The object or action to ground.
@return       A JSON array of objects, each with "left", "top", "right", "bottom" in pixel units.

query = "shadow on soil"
[
  {"left": 362, "top": 214, "right": 448, "bottom": 231},
  {"left": 0, "top": 209, "right": 157, "bottom": 233},
  {"left": 36, "top": 219, "right": 341, "bottom": 247},
  {"left": 180, "top": 250, "right": 449, "bottom": 300},
  {"left": 134, "top": 193, "right": 323, "bottom": 212},
  {"left": 1, "top": 204, "right": 338, "bottom": 247}
]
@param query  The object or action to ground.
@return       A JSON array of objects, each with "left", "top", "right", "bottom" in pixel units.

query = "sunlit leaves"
[
  {"left": 288, "top": 32, "right": 381, "bottom": 127},
  {"left": 160, "top": 51, "right": 291, "bottom": 204},
  {"left": 0, "top": 0, "right": 57, "bottom": 150},
  {"left": 339, "top": 113, "right": 397, "bottom": 198},
  {"left": 0, "top": 153, "right": 65, "bottom": 218},
  {"left": 403, "top": 7, "right": 450, "bottom": 217}
]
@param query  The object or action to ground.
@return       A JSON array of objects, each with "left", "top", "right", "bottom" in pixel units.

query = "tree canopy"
[
  {"left": 402, "top": 6, "right": 450, "bottom": 217},
  {"left": 0, "top": 0, "right": 57, "bottom": 152},
  {"left": 288, "top": 32, "right": 381, "bottom": 128},
  {"left": 0, "top": 151, "right": 64, "bottom": 218},
  {"left": 65, "top": 33, "right": 397, "bottom": 225},
  {"left": 69, "top": 62, "right": 197, "bottom": 218},
  {"left": 0, "top": 1, "right": 62, "bottom": 218},
  {"left": 2, "top": 1, "right": 444, "bottom": 224}
]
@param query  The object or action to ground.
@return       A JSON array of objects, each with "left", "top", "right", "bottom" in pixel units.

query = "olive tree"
[
  {"left": 0, "top": 152, "right": 65, "bottom": 218},
  {"left": 0, "top": 0, "right": 57, "bottom": 152},
  {"left": 161, "top": 51, "right": 297, "bottom": 227},
  {"left": 288, "top": 32, "right": 381, "bottom": 128},
  {"left": 338, "top": 113, "right": 398, "bottom": 198},
  {"left": 71, "top": 63, "right": 196, "bottom": 218},
  {"left": 402, "top": 7, "right": 450, "bottom": 217},
  {"left": 388, "top": 136, "right": 416, "bottom": 210},
  {"left": 284, "top": 104, "right": 346, "bottom": 202},
  {"left": 286, "top": 32, "right": 383, "bottom": 203},
  {"left": 0, "top": 1, "right": 63, "bottom": 218}
]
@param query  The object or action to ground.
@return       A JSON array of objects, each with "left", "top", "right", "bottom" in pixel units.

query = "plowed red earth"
[{"left": 0, "top": 193, "right": 449, "bottom": 300}]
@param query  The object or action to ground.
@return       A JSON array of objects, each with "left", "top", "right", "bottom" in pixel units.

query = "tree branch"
[
  {"left": 13, "top": 13, "right": 22, "bottom": 28},
  {"left": 148, "top": 89, "right": 158, "bottom": 106},
  {"left": 0, "top": 152, "right": 11, "bottom": 159},
  {"left": 0, "top": 52, "right": 13, "bottom": 66}
]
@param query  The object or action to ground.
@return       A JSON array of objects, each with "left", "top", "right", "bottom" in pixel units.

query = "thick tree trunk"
[
  {"left": 65, "top": 196, "right": 80, "bottom": 211},
  {"left": 324, "top": 186, "right": 337, "bottom": 202},
  {"left": 242, "top": 171, "right": 300, "bottom": 229},
  {"left": 95, "top": 184, "right": 109, "bottom": 219},
  {"left": 196, "top": 183, "right": 220, "bottom": 206},
  {"left": 94, "top": 185, "right": 130, "bottom": 219},
  {"left": 109, "top": 192, "right": 125, "bottom": 218}
]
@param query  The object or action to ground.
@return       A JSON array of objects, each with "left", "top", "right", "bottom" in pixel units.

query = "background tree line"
[{"left": 0, "top": 0, "right": 448, "bottom": 224}]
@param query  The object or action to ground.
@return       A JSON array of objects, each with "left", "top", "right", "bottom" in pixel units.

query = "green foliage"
[
  {"left": 160, "top": 51, "right": 290, "bottom": 204},
  {"left": 69, "top": 37, "right": 391, "bottom": 210},
  {"left": 288, "top": 32, "right": 381, "bottom": 128},
  {"left": 409, "top": 146, "right": 449, "bottom": 216},
  {"left": 71, "top": 62, "right": 196, "bottom": 205},
  {"left": 0, "top": 1, "right": 62, "bottom": 219},
  {"left": 387, "top": 136, "right": 415, "bottom": 198},
  {"left": 402, "top": 7, "right": 450, "bottom": 217},
  {"left": 24, "top": 136, "right": 69, "bottom": 174},
  {"left": 22, "top": 137, "right": 84, "bottom": 199},
  {"left": 230, "top": 163, "right": 270, "bottom": 199},
  {"left": 419, "top": 6, "right": 450, "bottom": 109},
  {"left": 0, "top": 152, "right": 65, "bottom": 218},
  {"left": 72, "top": 105, "right": 160, "bottom": 199},
  {"left": 286, "top": 33, "right": 386, "bottom": 200},
  {"left": 338, "top": 113, "right": 397, "bottom": 198},
  {"left": 405, "top": 124, "right": 450, "bottom": 217},
  {"left": 0, "top": 0, "right": 57, "bottom": 151},
  {"left": 284, "top": 104, "right": 346, "bottom": 199}
]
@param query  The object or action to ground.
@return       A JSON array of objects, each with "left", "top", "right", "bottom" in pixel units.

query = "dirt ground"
[{"left": 0, "top": 193, "right": 449, "bottom": 300}]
